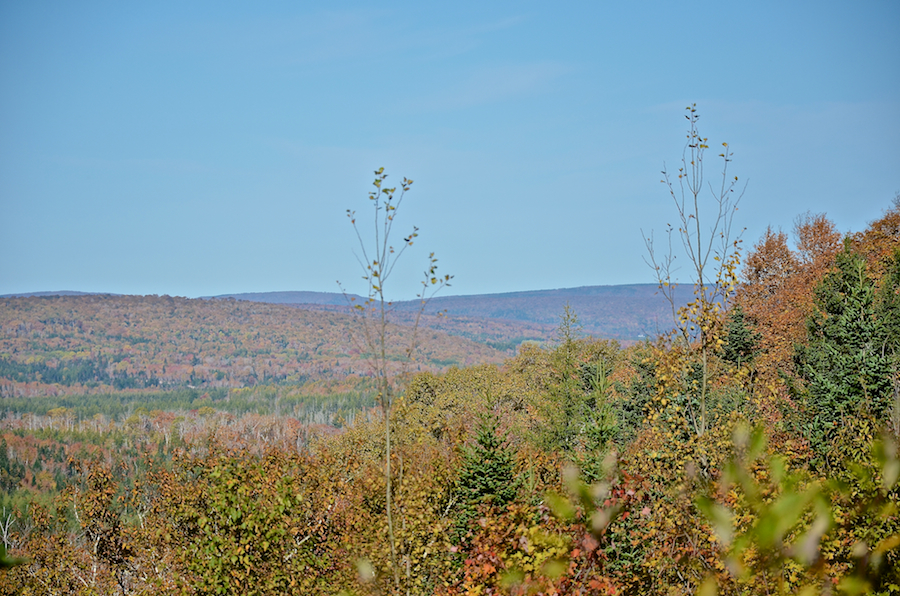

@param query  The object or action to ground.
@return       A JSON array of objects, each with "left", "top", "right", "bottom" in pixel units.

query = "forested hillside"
[{"left": 0, "top": 294, "right": 505, "bottom": 397}]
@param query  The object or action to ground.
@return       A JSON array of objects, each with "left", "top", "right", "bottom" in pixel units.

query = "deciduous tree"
[
  {"left": 644, "top": 104, "right": 746, "bottom": 436},
  {"left": 340, "top": 168, "right": 452, "bottom": 591}
]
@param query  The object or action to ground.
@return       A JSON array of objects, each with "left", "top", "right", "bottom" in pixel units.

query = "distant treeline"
[{"left": 0, "top": 386, "right": 375, "bottom": 426}]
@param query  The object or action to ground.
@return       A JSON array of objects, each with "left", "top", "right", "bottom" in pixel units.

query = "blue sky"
[{"left": 1, "top": 1, "right": 898, "bottom": 299}]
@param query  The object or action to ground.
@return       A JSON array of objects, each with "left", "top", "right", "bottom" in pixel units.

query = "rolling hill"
[
  {"left": 213, "top": 284, "right": 691, "bottom": 342},
  {"left": 0, "top": 284, "right": 692, "bottom": 399},
  {"left": 0, "top": 294, "right": 506, "bottom": 398}
]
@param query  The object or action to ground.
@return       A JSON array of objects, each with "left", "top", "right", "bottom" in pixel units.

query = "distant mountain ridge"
[
  {"left": 213, "top": 284, "right": 692, "bottom": 341},
  {"left": 206, "top": 290, "right": 363, "bottom": 306}
]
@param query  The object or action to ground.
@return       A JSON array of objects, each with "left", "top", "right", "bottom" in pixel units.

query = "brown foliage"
[
  {"left": 736, "top": 214, "right": 841, "bottom": 380},
  {"left": 852, "top": 195, "right": 900, "bottom": 283}
]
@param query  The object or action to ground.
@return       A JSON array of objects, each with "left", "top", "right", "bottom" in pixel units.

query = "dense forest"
[
  {"left": 1, "top": 184, "right": 899, "bottom": 592},
  {"left": 0, "top": 294, "right": 504, "bottom": 392}
]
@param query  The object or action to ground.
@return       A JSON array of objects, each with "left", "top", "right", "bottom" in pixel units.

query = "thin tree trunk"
[
  {"left": 385, "top": 400, "right": 399, "bottom": 590},
  {"left": 700, "top": 346, "right": 708, "bottom": 436}
]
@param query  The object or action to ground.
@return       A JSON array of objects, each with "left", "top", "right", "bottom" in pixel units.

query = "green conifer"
[
  {"left": 453, "top": 414, "right": 517, "bottom": 542},
  {"left": 722, "top": 305, "right": 761, "bottom": 368},
  {"left": 797, "top": 242, "right": 893, "bottom": 457},
  {"left": 457, "top": 415, "right": 517, "bottom": 508},
  {"left": 876, "top": 249, "right": 900, "bottom": 435}
]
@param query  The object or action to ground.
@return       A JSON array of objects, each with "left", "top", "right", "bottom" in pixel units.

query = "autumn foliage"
[{"left": 2, "top": 186, "right": 899, "bottom": 592}]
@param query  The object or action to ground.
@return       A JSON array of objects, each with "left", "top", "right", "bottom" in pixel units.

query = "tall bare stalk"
[
  {"left": 643, "top": 105, "right": 747, "bottom": 436},
  {"left": 340, "top": 168, "right": 451, "bottom": 591}
]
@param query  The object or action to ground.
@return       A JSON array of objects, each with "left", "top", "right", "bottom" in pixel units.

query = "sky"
[{"left": 1, "top": 1, "right": 898, "bottom": 300}]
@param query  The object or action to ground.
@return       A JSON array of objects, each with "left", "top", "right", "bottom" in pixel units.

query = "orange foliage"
[
  {"left": 852, "top": 196, "right": 900, "bottom": 283},
  {"left": 736, "top": 214, "right": 841, "bottom": 380}
]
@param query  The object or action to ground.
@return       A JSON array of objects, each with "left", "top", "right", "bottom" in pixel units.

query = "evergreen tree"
[
  {"left": 576, "top": 359, "right": 618, "bottom": 483},
  {"left": 544, "top": 305, "right": 613, "bottom": 454},
  {"left": 876, "top": 249, "right": 900, "bottom": 435},
  {"left": 457, "top": 415, "right": 517, "bottom": 507},
  {"left": 722, "top": 305, "right": 761, "bottom": 368},
  {"left": 797, "top": 242, "right": 893, "bottom": 457},
  {"left": 877, "top": 250, "right": 900, "bottom": 343},
  {"left": 454, "top": 414, "right": 517, "bottom": 541},
  {"left": 0, "top": 439, "right": 25, "bottom": 494}
]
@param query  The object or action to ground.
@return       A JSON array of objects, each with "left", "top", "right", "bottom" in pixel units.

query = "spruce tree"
[
  {"left": 454, "top": 414, "right": 517, "bottom": 541},
  {"left": 722, "top": 305, "right": 761, "bottom": 368},
  {"left": 545, "top": 304, "right": 586, "bottom": 452},
  {"left": 0, "top": 439, "right": 24, "bottom": 494},
  {"left": 797, "top": 242, "right": 893, "bottom": 456},
  {"left": 457, "top": 415, "right": 517, "bottom": 507},
  {"left": 876, "top": 249, "right": 900, "bottom": 435}
]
